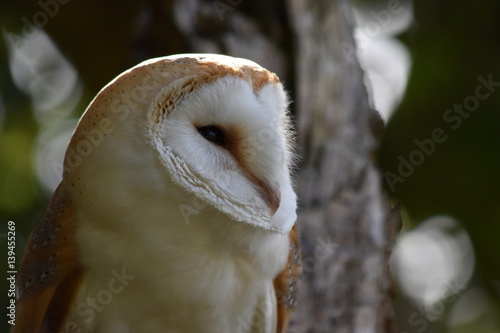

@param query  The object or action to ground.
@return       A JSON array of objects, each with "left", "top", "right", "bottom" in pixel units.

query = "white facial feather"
[{"left": 152, "top": 75, "right": 296, "bottom": 233}]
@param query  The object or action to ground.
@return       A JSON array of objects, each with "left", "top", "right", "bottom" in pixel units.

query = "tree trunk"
[{"left": 287, "top": 0, "right": 398, "bottom": 332}]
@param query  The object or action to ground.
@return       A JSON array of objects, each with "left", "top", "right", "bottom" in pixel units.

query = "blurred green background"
[{"left": 1, "top": 0, "right": 500, "bottom": 332}]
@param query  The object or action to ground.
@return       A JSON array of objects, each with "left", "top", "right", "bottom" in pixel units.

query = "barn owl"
[{"left": 14, "top": 54, "right": 301, "bottom": 333}]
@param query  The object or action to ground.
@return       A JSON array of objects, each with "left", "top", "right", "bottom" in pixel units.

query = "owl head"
[{"left": 63, "top": 54, "right": 296, "bottom": 234}]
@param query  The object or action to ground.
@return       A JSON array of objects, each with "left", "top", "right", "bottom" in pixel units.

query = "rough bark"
[{"left": 287, "top": 0, "right": 398, "bottom": 332}]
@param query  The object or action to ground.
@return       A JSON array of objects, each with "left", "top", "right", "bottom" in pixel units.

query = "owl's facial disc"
[{"left": 150, "top": 69, "right": 296, "bottom": 234}]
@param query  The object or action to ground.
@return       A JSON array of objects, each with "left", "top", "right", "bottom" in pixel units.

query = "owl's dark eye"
[{"left": 197, "top": 125, "right": 226, "bottom": 146}]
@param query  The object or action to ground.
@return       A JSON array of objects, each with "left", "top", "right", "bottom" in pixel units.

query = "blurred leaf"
[{"left": 0, "top": 126, "right": 38, "bottom": 212}]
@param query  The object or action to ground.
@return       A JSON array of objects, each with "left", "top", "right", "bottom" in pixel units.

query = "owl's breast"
[{"left": 71, "top": 185, "right": 289, "bottom": 333}]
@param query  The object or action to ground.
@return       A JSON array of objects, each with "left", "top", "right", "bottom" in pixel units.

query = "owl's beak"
[
  {"left": 268, "top": 186, "right": 281, "bottom": 216},
  {"left": 256, "top": 179, "right": 281, "bottom": 216},
  {"left": 240, "top": 167, "right": 281, "bottom": 216}
]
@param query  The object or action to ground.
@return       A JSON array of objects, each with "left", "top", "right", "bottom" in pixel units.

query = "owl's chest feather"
[{"left": 71, "top": 195, "right": 289, "bottom": 333}]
